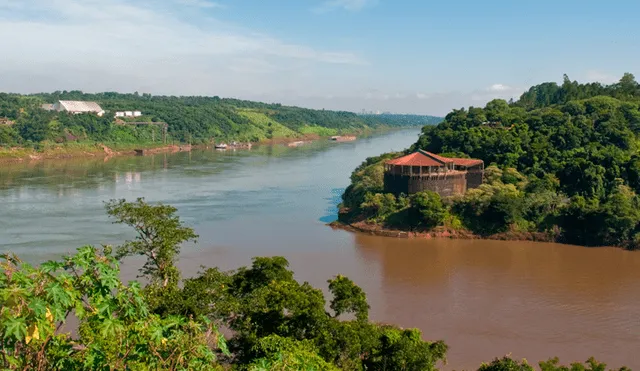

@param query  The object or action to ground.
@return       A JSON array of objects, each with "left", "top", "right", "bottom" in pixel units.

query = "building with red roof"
[{"left": 383, "top": 149, "right": 484, "bottom": 197}]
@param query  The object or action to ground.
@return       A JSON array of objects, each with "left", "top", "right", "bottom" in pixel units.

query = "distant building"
[
  {"left": 115, "top": 110, "right": 143, "bottom": 118},
  {"left": 53, "top": 101, "right": 105, "bottom": 116},
  {"left": 383, "top": 150, "right": 484, "bottom": 197},
  {"left": 41, "top": 104, "right": 54, "bottom": 111}
]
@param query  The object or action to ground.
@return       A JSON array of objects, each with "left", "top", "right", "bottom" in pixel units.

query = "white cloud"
[
  {"left": 252, "top": 89, "right": 475, "bottom": 116},
  {"left": 487, "top": 83, "right": 510, "bottom": 92},
  {"left": 0, "top": 0, "right": 365, "bottom": 97},
  {"left": 585, "top": 70, "right": 618, "bottom": 84},
  {"left": 467, "top": 83, "right": 524, "bottom": 102},
  {"left": 313, "top": 0, "right": 374, "bottom": 13},
  {"left": 0, "top": 0, "right": 26, "bottom": 9},
  {"left": 266, "top": 86, "right": 526, "bottom": 116},
  {"left": 228, "top": 58, "right": 278, "bottom": 74},
  {"left": 176, "top": 0, "right": 224, "bottom": 8}
]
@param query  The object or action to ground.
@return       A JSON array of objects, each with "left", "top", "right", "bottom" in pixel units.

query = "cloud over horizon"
[
  {"left": 245, "top": 84, "right": 528, "bottom": 117},
  {"left": 585, "top": 70, "right": 620, "bottom": 85}
]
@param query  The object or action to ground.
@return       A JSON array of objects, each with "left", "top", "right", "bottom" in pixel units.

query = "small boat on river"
[
  {"left": 330, "top": 136, "right": 356, "bottom": 142},
  {"left": 214, "top": 143, "right": 228, "bottom": 150},
  {"left": 230, "top": 141, "right": 252, "bottom": 149},
  {"left": 287, "top": 141, "right": 307, "bottom": 147}
]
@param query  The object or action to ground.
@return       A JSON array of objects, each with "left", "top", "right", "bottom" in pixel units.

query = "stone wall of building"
[
  {"left": 466, "top": 169, "right": 484, "bottom": 190},
  {"left": 384, "top": 173, "right": 467, "bottom": 197}
]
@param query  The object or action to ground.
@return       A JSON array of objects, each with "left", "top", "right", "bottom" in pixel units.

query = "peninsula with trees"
[
  {"left": 337, "top": 73, "right": 640, "bottom": 250},
  {"left": 0, "top": 91, "right": 442, "bottom": 160}
]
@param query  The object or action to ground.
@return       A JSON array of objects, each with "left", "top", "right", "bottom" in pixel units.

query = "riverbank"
[
  {"left": 329, "top": 220, "right": 560, "bottom": 243},
  {"left": 0, "top": 127, "right": 388, "bottom": 164},
  {"left": 257, "top": 133, "right": 321, "bottom": 145},
  {"left": 0, "top": 142, "right": 196, "bottom": 164}
]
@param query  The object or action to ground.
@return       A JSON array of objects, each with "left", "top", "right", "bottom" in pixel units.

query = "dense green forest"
[
  {"left": 359, "top": 113, "right": 443, "bottom": 127},
  {"left": 340, "top": 73, "right": 640, "bottom": 249},
  {"left": 0, "top": 199, "right": 627, "bottom": 370},
  {"left": 0, "top": 91, "right": 441, "bottom": 148}
]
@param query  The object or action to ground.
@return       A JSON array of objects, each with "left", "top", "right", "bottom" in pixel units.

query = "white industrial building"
[
  {"left": 115, "top": 111, "right": 143, "bottom": 118},
  {"left": 52, "top": 100, "right": 105, "bottom": 116}
]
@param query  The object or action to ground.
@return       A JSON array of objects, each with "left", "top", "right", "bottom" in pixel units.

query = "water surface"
[{"left": 1, "top": 129, "right": 638, "bottom": 370}]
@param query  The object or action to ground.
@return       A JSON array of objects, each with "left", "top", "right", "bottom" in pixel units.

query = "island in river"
[{"left": 336, "top": 73, "right": 640, "bottom": 250}]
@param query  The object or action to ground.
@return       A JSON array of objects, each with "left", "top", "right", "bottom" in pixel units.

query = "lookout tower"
[{"left": 383, "top": 150, "right": 484, "bottom": 197}]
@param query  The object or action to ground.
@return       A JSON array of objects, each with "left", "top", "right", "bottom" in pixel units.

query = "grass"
[
  {"left": 298, "top": 125, "right": 339, "bottom": 137},
  {"left": 237, "top": 109, "right": 299, "bottom": 140},
  {"left": 0, "top": 140, "right": 179, "bottom": 161}
]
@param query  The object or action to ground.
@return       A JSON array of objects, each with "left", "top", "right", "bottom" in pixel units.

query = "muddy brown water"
[{"left": 1, "top": 129, "right": 638, "bottom": 370}]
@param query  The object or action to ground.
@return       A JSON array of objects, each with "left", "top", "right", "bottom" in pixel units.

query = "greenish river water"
[{"left": 1, "top": 129, "right": 638, "bottom": 370}]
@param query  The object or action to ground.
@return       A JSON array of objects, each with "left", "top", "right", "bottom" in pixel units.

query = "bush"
[{"left": 409, "top": 191, "right": 447, "bottom": 228}]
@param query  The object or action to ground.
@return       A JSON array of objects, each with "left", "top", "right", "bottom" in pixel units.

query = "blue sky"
[{"left": 0, "top": 0, "right": 638, "bottom": 115}]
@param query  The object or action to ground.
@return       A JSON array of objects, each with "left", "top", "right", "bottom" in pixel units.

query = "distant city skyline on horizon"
[{"left": 0, "top": 0, "right": 637, "bottom": 116}]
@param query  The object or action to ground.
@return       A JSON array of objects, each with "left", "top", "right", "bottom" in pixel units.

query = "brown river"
[{"left": 1, "top": 129, "right": 638, "bottom": 369}]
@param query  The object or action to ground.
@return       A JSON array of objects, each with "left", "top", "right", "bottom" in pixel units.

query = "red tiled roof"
[
  {"left": 450, "top": 158, "right": 484, "bottom": 167},
  {"left": 386, "top": 150, "right": 483, "bottom": 167},
  {"left": 386, "top": 152, "right": 442, "bottom": 166},
  {"left": 387, "top": 150, "right": 449, "bottom": 166},
  {"left": 424, "top": 151, "right": 454, "bottom": 164}
]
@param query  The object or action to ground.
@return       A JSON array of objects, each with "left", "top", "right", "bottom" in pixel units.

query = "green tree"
[
  {"left": 0, "top": 125, "right": 19, "bottom": 146},
  {"left": 453, "top": 182, "right": 525, "bottom": 235},
  {"left": 16, "top": 113, "right": 49, "bottom": 142},
  {"left": 105, "top": 198, "right": 198, "bottom": 288},
  {"left": 248, "top": 335, "right": 339, "bottom": 371},
  {"left": 328, "top": 275, "right": 369, "bottom": 322},
  {"left": 409, "top": 191, "right": 447, "bottom": 228},
  {"left": 478, "top": 357, "right": 534, "bottom": 371},
  {"left": 538, "top": 357, "right": 630, "bottom": 371},
  {"left": 360, "top": 192, "right": 399, "bottom": 220}
]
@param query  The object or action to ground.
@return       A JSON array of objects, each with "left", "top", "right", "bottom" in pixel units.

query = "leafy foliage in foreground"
[
  {"left": 0, "top": 246, "right": 225, "bottom": 370},
  {"left": 0, "top": 199, "right": 631, "bottom": 370},
  {"left": 341, "top": 73, "right": 640, "bottom": 249},
  {"left": 479, "top": 356, "right": 630, "bottom": 371}
]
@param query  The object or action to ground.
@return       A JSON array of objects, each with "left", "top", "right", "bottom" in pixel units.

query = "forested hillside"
[
  {"left": 359, "top": 113, "right": 442, "bottom": 127},
  {"left": 341, "top": 73, "right": 640, "bottom": 249},
  {"left": 0, "top": 91, "right": 441, "bottom": 148}
]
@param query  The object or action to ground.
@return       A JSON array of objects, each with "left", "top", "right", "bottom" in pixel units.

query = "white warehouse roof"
[{"left": 58, "top": 100, "right": 104, "bottom": 113}]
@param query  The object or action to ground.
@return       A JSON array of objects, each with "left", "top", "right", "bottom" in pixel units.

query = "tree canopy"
[
  {"left": 340, "top": 73, "right": 640, "bottom": 249},
  {"left": 0, "top": 91, "right": 442, "bottom": 148}
]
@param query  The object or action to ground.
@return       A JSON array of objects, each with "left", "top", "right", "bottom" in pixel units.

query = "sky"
[{"left": 0, "top": 0, "right": 638, "bottom": 116}]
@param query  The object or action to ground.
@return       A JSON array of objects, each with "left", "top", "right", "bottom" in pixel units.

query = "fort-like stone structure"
[{"left": 383, "top": 150, "right": 484, "bottom": 197}]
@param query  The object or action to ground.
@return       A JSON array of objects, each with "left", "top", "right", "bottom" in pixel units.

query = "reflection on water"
[
  {"left": 319, "top": 188, "right": 344, "bottom": 223},
  {"left": 1, "top": 129, "right": 639, "bottom": 370},
  {"left": 0, "top": 130, "right": 419, "bottom": 259}
]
